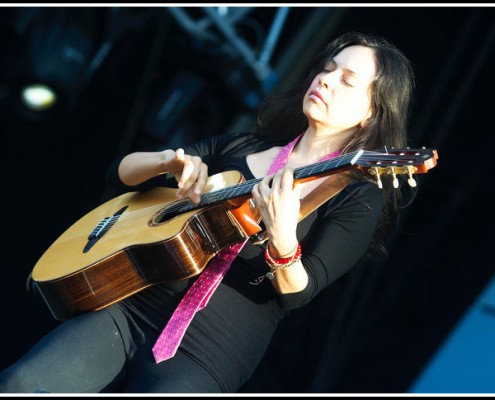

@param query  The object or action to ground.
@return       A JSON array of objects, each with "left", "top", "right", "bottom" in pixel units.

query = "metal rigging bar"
[{"left": 165, "top": 7, "right": 290, "bottom": 90}]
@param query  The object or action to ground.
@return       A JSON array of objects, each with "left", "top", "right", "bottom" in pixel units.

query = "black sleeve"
[
  {"left": 277, "top": 181, "right": 384, "bottom": 310},
  {"left": 104, "top": 132, "right": 253, "bottom": 195}
]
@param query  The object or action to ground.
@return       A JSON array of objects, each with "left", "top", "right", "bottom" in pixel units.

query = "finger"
[
  {"left": 193, "top": 164, "right": 208, "bottom": 195},
  {"left": 271, "top": 172, "right": 283, "bottom": 191},
  {"left": 260, "top": 174, "right": 273, "bottom": 189},
  {"left": 186, "top": 163, "right": 208, "bottom": 204},
  {"left": 251, "top": 182, "right": 261, "bottom": 203},
  {"left": 172, "top": 148, "right": 187, "bottom": 188},
  {"left": 280, "top": 168, "right": 295, "bottom": 190},
  {"left": 177, "top": 155, "right": 199, "bottom": 190},
  {"left": 293, "top": 181, "right": 303, "bottom": 197},
  {"left": 256, "top": 177, "right": 273, "bottom": 201},
  {"left": 175, "top": 148, "right": 185, "bottom": 162}
]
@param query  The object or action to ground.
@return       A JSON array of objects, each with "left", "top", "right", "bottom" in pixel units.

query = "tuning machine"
[{"left": 369, "top": 165, "right": 418, "bottom": 189}]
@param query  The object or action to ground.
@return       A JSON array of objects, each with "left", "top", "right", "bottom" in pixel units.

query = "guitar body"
[{"left": 32, "top": 171, "right": 259, "bottom": 320}]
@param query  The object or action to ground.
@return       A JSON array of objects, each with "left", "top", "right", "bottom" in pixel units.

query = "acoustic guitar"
[{"left": 31, "top": 148, "right": 438, "bottom": 320}]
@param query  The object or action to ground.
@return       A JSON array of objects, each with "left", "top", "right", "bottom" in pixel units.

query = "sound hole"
[{"left": 152, "top": 200, "right": 199, "bottom": 225}]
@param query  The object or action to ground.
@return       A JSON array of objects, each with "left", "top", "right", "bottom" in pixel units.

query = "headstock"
[{"left": 355, "top": 148, "right": 439, "bottom": 188}]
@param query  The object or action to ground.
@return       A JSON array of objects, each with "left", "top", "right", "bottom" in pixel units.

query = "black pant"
[{"left": 0, "top": 305, "right": 222, "bottom": 393}]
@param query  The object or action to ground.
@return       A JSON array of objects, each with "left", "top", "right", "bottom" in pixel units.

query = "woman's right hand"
[
  {"left": 166, "top": 148, "right": 208, "bottom": 204},
  {"left": 118, "top": 148, "right": 208, "bottom": 204}
]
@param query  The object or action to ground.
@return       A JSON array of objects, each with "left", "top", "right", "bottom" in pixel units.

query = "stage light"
[{"left": 21, "top": 84, "right": 58, "bottom": 111}]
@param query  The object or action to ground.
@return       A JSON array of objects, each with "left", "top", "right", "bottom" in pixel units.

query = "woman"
[{"left": 0, "top": 31, "right": 415, "bottom": 393}]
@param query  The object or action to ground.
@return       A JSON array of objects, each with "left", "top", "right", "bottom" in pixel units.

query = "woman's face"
[{"left": 303, "top": 45, "right": 377, "bottom": 132}]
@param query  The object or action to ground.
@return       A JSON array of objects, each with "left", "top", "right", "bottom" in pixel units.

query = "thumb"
[
  {"left": 175, "top": 148, "right": 185, "bottom": 161},
  {"left": 293, "top": 181, "right": 303, "bottom": 197}
]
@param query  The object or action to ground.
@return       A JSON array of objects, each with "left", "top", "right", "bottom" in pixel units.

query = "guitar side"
[{"left": 31, "top": 171, "right": 252, "bottom": 320}]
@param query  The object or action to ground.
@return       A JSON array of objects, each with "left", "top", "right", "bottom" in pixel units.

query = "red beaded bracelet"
[
  {"left": 249, "top": 243, "right": 303, "bottom": 284},
  {"left": 264, "top": 243, "right": 302, "bottom": 268}
]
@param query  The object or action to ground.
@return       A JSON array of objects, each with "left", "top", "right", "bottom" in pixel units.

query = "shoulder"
[
  {"left": 183, "top": 131, "right": 254, "bottom": 154},
  {"left": 187, "top": 131, "right": 280, "bottom": 158},
  {"left": 345, "top": 180, "right": 383, "bottom": 204},
  {"left": 325, "top": 179, "right": 384, "bottom": 218}
]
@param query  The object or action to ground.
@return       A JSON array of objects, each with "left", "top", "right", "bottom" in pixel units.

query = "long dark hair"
[{"left": 256, "top": 31, "right": 417, "bottom": 260}]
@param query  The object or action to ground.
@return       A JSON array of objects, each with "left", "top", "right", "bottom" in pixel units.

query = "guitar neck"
[
  {"left": 178, "top": 151, "right": 362, "bottom": 214},
  {"left": 173, "top": 145, "right": 439, "bottom": 215}
]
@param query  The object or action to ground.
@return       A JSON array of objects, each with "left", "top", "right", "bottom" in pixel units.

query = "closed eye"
[{"left": 343, "top": 78, "right": 354, "bottom": 87}]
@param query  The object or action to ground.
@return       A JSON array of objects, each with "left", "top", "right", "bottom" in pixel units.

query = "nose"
[{"left": 319, "top": 70, "right": 338, "bottom": 89}]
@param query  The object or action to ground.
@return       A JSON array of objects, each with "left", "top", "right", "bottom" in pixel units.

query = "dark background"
[{"left": 0, "top": 5, "right": 494, "bottom": 393}]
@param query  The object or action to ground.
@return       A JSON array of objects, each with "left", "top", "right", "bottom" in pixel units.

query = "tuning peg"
[
  {"left": 407, "top": 166, "right": 417, "bottom": 187},
  {"left": 370, "top": 167, "right": 383, "bottom": 189},
  {"left": 390, "top": 167, "right": 399, "bottom": 189}
]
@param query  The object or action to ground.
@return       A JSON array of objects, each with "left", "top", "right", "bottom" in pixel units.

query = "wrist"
[
  {"left": 267, "top": 239, "right": 298, "bottom": 259},
  {"left": 264, "top": 242, "right": 302, "bottom": 270},
  {"left": 250, "top": 242, "right": 303, "bottom": 285},
  {"left": 160, "top": 149, "right": 175, "bottom": 170}
]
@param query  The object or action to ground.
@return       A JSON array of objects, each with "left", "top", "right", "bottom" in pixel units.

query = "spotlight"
[{"left": 21, "top": 83, "right": 58, "bottom": 111}]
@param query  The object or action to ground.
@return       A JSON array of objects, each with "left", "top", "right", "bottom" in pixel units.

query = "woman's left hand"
[{"left": 251, "top": 168, "right": 302, "bottom": 257}]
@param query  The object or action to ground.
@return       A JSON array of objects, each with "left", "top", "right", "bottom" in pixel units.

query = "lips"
[{"left": 309, "top": 89, "right": 326, "bottom": 105}]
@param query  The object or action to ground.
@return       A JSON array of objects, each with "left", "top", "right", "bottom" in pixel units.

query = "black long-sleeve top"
[{"left": 105, "top": 131, "right": 384, "bottom": 392}]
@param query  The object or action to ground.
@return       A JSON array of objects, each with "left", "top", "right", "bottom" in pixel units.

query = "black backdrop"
[{"left": 0, "top": 5, "right": 494, "bottom": 393}]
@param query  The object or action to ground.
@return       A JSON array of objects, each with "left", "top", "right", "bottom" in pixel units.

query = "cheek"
[
  {"left": 343, "top": 92, "right": 371, "bottom": 119},
  {"left": 329, "top": 93, "right": 371, "bottom": 126}
]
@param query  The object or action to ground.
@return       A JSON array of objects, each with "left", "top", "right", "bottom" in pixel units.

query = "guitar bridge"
[{"left": 83, "top": 206, "right": 128, "bottom": 253}]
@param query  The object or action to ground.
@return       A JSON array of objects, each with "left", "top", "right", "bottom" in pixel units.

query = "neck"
[{"left": 292, "top": 127, "right": 355, "bottom": 163}]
